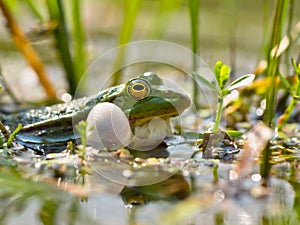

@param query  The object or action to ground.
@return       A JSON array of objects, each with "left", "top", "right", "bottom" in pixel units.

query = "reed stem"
[
  {"left": 188, "top": 0, "right": 200, "bottom": 108},
  {"left": 264, "top": 0, "right": 288, "bottom": 127},
  {"left": 46, "top": 0, "right": 77, "bottom": 96},
  {"left": 0, "top": 0, "right": 56, "bottom": 99}
]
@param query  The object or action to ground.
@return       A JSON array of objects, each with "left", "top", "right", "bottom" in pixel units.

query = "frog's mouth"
[{"left": 127, "top": 95, "right": 190, "bottom": 126}]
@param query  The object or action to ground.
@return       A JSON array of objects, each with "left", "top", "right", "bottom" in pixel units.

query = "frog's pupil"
[{"left": 133, "top": 84, "right": 145, "bottom": 91}]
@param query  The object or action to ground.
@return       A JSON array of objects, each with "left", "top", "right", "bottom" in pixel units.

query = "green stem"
[
  {"left": 212, "top": 164, "right": 219, "bottom": 183},
  {"left": 149, "top": 0, "right": 182, "bottom": 39},
  {"left": 278, "top": 62, "right": 300, "bottom": 131},
  {"left": 213, "top": 97, "right": 223, "bottom": 133},
  {"left": 72, "top": 0, "right": 85, "bottom": 87},
  {"left": 7, "top": 123, "right": 22, "bottom": 147},
  {"left": 46, "top": 0, "right": 77, "bottom": 96},
  {"left": 188, "top": 0, "right": 200, "bottom": 108},
  {"left": 261, "top": 142, "right": 271, "bottom": 185},
  {"left": 112, "top": 0, "right": 141, "bottom": 86},
  {"left": 278, "top": 97, "right": 298, "bottom": 131},
  {"left": 23, "top": 0, "right": 44, "bottom": 21},
  {"left": 285, "top": 0, "right": 294, "bottom": 72},
  {"left": 264, "top": 0, "right": 288, "bottom": 127}
]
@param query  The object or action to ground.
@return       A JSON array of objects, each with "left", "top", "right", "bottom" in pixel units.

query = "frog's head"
[
  {"left": 87, "top": 72, "right": 191, "bottom": 150},
  {"left": 113, "top": 72, "right": 191, "bottom": 126}
]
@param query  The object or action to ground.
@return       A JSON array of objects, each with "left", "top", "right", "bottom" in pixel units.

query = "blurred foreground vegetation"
[{"left": 0, "top": 0, "right": 300, "bottom": 225}]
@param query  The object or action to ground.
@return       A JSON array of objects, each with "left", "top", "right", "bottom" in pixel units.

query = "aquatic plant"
[
  {"left": 6, "top": 123, "right": 22, "bottom": 147},
  {"left": 0, "top": 0, "right": 56, "bottom": 99},
  {"left": 112, "top": 0, "right": 141, "bottom": 86},
  {"left": 263, "top": 0, "right": 289, "bottom": 127},
  {"left": 194, "top": 61, "right": 254, "bottom": 133},
  {"left": 188, "top": 0, "right": 200, "bottom": 108},
  {"left": 277, "top": 59, "right": 300, "bottom": 132},
  {"left": 75, "top": 120, "right": 88, "bottom": 161}
]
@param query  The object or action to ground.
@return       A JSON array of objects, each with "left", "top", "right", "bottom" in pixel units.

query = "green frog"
[{"left": 2, "top": 72, "right": 190, "bottom": 153}]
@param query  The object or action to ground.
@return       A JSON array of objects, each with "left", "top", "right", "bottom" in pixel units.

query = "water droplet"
[
  {"left": 123, "top": 169, "right": 133, "bottom": 178},
  {"left": 61, "top": 93, "right": 72, "bottom": 102},
  {"left": 256, "top": 108, "right": 264, "bottom": 116},
  {"left": 213, "top": 189, "right": 225, "bottom": 202},
  {"left": 229, "top": 170, "right": 238, "bottom": 180},
  {"left": 260, "top": 99, "right": 266, "bottom": 109},
  {"left": 251, "top": 173, "right": 261, "bottom": 182}
]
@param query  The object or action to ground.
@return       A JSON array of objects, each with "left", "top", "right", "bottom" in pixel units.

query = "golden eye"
[{"left": 127, "top": 79, "right": 150, "bottom": 100}]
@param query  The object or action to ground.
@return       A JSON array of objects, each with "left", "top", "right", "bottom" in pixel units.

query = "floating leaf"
[
  {"left": 227, "top": 74, "right": 255, "bottom": 91},
  {"left": 226, "top": 130, "right": 243, "bottom": 138},
  {"left": 182, "top": 132, "right": 204, "bottom": 139},
  {"left": 193, "top": 72, "right": 220, "bottom": 95}
]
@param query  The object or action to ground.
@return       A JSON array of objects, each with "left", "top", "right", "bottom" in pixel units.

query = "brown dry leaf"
[{"left": 234, "top": 122, "right": 273, "bottom": 179}]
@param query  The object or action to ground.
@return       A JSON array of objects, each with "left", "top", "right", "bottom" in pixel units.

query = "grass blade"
[
  {"left": 188, "top": 0, "right": 200, "bottom": 108},
  {"left": 112, "top": 0, "right": 141, "bottom": 86},
  {"left": 227, "top": 74, "right": 255, "bottom": 91},
  {"left": 23, "top": 0, "right": 44, "bottom": 21},
  {"left": 149, "top": 0, "right": 183, "bottom": 39},
  {"left": 46, "top": 0, "right": 77, "bottom": 96},
  {"left": 71, "top": 0, "right": 86, "bottom": 87},
  {"left": 193, "top": 72, "right": 220, "bottom": 95},
  {"left": 0, "top": 0, "right": 56, "bottom": 99},
  {"left": 264, "top": 0, "right": 289, "bottom": 127}
]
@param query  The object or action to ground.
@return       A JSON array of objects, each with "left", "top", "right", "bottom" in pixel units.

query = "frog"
[{"left": 2, "top": 72, "right": 191, "bottom": 154}]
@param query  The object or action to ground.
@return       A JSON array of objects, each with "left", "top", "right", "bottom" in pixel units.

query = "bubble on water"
[
  {"left": 123, "top": 169, "right": 133, "bottom": 178},
  {"left": 61, "top": 93, "right": 72, "bottom": 102},
  {"left": 251, "top": 173, "right": 261, "bottom": 182},
  {"left": 213, "top": 189, "right": 225, "bottom": 202},
  {"left": 229, "top": 170, "right": 238, "bottom": 181}
]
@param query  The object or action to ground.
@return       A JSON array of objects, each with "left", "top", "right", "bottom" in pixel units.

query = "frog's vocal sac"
[{"left": 2, "top": 72, "right": 191, "bottom": 154}]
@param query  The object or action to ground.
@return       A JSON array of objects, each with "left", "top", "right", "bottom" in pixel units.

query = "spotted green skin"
[{"left": 3, "top": 73, "right": 190, "bottom": 153}]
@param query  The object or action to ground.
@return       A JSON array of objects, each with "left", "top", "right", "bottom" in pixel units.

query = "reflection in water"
[{"left": 120, "top": 174, "right": 190, "bottom": 207}]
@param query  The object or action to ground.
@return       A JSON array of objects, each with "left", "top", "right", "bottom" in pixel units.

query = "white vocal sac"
[{"left": 86, "top": 102, "right": 132, "bottom": 150}]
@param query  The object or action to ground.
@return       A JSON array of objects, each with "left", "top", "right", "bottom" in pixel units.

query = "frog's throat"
[
  {"left": 129, "top": 117, "right": 172, "bottom": 150},
  {"left": 129, "top": 112, "right": 179, "bottom": 126}
]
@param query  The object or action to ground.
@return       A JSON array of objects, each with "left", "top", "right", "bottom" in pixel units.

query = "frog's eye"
[{"left": 127, "top": 79, "right": 150, "bottom": 100}]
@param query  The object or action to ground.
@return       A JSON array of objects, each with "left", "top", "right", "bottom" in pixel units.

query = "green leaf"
[
  {"left": 293, "top": 95, "right": 300, "bottom": 101},
  {"left": 23, "top": 0, "right": 44, "bottom": 20},
  {"left": 112, "top": 0, "right": 142, "bottom": 85},
  {"left": 182, "top": 132, "right": 204, "bottom": 139},
  {"left": 227, "top": 74, "right": 255, "bottom": 91},
  {"left": 71, "top": 0, "right": 86, "bottom": 85},
  {"left": 76, "top": 121, "right": 87, "bottom": 141},
  {"left": 221, "top": 89, "right": 230, "bottom": 96},
  {"left": 0, "top": 85, "right": 2, "bottom": 93},
  {"left": 292, "top": 58, "right": 300, "bottom": 76},
  {"left": 214, "top": 61, "right": 223, "bottom": 87},
  {"left": 7, "top": 123, "right": 22, "bottom": 147},
  {"left": 278, "top": 72, "right": 293, "bottom": 94},
  {"left": 226, "top": 130, "right": 243, "bottom": 138},
  {"left": 219, "top": 64, "right": 230, "bottom": 89},
  {"left": 193, "top": 72, "right": 220, "bottom": 95}
]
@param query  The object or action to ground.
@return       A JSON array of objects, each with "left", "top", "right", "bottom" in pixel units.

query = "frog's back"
[{"left": 2, "top": 84, "right": 123, "bottom": 154}]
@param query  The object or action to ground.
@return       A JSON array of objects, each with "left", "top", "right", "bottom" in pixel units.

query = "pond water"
[{"left": 1, "top": 0, "right": 300, "bottom": 225}]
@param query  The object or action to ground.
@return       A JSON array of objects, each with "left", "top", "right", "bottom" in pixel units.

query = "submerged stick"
[
  {"left": 234, "top": 122, "right": 273, "bottom": 182},
  {"left": 0, "top": 0, "right": 56, "bottom": 99},
  {"left": 0, "top": 120, "right": 10, "bottom": 140}
]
